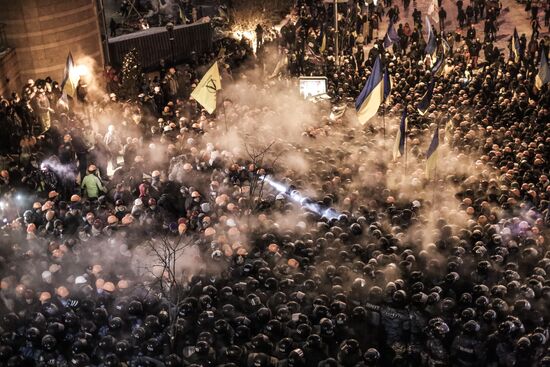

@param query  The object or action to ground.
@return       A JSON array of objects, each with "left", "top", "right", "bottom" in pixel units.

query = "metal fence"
[{"left": 107, "top": 21, "right": 213, "bottom": 70}]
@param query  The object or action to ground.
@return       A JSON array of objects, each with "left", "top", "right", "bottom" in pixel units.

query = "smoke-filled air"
[{"left": 0, "top": 0, "right": 549, "bottom": 366}]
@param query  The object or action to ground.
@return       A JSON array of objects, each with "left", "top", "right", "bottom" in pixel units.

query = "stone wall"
[
  {"left": 0, "top": 0, "right": 104, "bottom": 85},
  {"left": 0, "top": 48, "right": 21, "bottom": 97}
]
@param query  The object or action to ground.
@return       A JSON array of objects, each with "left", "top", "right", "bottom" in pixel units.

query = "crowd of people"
[{"left": 0, "top": 0, "right": 550, "bottom": 366}]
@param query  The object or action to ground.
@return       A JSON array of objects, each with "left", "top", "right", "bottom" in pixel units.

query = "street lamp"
[{"left": 166, "top": 22, "right": 175, "bottom": 66}]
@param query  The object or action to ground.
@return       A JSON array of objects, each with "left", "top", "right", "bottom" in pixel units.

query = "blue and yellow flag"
[
  {"left": 425, "top": 16, "right": 437, "bottom": 63},
  {"left": 392, "top": 108, "right": 408, "bottom": 161},
  {"left": 442, "top": 38, "right": 451, "bottom": 55},
  {"left": 319, "top": 28, "right": 327, "bottom": 53},
  {"left": 383, "top": 20, "right": 400, "bottom": 49},
  {"left": 383, "top": 68, "right": 392, "bottom": 102},
  {"left": 417, "top": 79, "right": 435, "bottom": 116},
  {"left": 431, "top": 53, "right": 444, "bottom": 77},
  {"left": 535, "top": 51, "right": 550, "bottom": 90},
  {"left": 426, "top": 125, "right": 440, "bottom": 179},
  {"left": 61, "top": 52, "right": 77, "bottom": 99},
  {"left": 355, "top": 56, "right": 385, "bottom": 125},
  {"left": 511, "top": 28, "right": 521, "bottom": 63}
]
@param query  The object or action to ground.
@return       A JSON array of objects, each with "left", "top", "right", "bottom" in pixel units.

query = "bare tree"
[
  {"left": 242, "top": 135, "right": 283, "bottom": 209},
  {"left": 145, "top": 232, "right": 194, "bottom": 348}
]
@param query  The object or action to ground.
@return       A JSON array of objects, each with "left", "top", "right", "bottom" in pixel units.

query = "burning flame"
[{"left": 231, "top": 29, "right": 258, "bottom": 53}]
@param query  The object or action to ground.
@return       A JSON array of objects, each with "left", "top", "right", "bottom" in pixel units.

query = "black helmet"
[
  {"left": 132, "top": 327, "right": 147, "bottom": 341},
  {"left": 70, "top": 353, "right": 90, "bottom": 367},
  {"left": 46, "top": 321, "right": 65, "bottom": 336},
  {"left": 71, "top": 338, "right": 89, "bottom": 354},
  {"left": 363, "top": 348, "right": 380, "bottom": 362},
  {"left": 127, "top": 300, "right": 143, "bottom": 316},
  {"left": 145, "top": 337, "right": 160, "bottom": 354},
  {"left": 256, "top": 307, "right": 272, "bottom": 324},
  {"left": 64, "top": 312, "right": 80, "bottom": 328},
  {"left": 109, "top": 317, "right": 123, "bottom": 330},
  {"left": 277, "top": 337, "right": 294, "bottom": 354},
  {"left": 2, "top": 313, "right": 19, "bottom": 331},
  {"left": 31, "top": 312, "right": 47, "bottom": 328},
  {"left": 41, "top": 334, "right": 57, "bottom": 351},
  {"left": 115, "top": 340, "right": 130, "bottom": 355},
  {"left": 288, "top": 348, "right": 305, "bottom": 366},
  {"left": 195, "top": 340, "right": 210, "bottom": 354},
  {"left": 214, "top": 319, "right": 229, "bottom": 334},
  {"left": 165, "top": 354, "right": 182, "bottom": 367},
  {"left": 463, "top": 320, "right": 480, "bottom": 334},
  {"left": 158, "top": 310, "right": 170, "bottom": 326},
  {"left": 197, "top": 331, "right": 214, "bottom": 345},
  {"left": 93, "top": 307, "right": 109, "bottom": 324},
  {"left": 99, "top": 335, "right": 116, "bottom": 351},
  {"left": 144, "top": 315, "right": 160, "bottom": 331},
  {"left": 483, "top": 309, "right": 497, "bottom": 322},
  {"left": 103, "top": 353, "right": 120, "bottom": 367},
  {"left": 7, "top": 355, "right": 24, "bottom": 367},
  {"left": 235, "top": 325, "right": 251, "bottom": 340},
  {"left": 264, "top": 319, "right": 282, "bottom": 338},
  {"left": 26, "top": 327, "right": 41, "bottom": 341},
  {"left": 516, "top": 336, "right": 531, "bottom": 351}
]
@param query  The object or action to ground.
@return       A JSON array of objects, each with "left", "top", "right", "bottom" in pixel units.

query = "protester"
[{"left": 0, "top": 0, "right": 549, "bottom": 366}]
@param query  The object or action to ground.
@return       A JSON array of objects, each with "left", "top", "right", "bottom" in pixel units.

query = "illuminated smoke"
[{"left": 261, "top": 175, "right": 340, "bottom": 220}]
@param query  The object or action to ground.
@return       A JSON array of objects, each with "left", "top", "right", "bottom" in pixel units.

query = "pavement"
[{"left": 364, "top": 0, "right": 548, "bottom": 56}]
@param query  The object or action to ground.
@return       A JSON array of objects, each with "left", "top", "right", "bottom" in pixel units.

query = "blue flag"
[
  {"left": 426, "top": 125, "right": 440, "bottom": 179},
  {"left": 417, "top": 79, "right": 435, "bottom": 116},
  {"left": 383, "top": 68, "right": 392, "bottom": 102},
  {"left": 535, "top": 51, "right": 550, "bottom": 90},
  {"left": 355, "top": 56, "right": 385, "bottom": 125},
  {"left": 392, "top": 107, "right": 408, "bottom": 160},
  {"left": 383, "top": 20, "right": 400, "bottom": 49},
  {"left": 431, "top": 54, "right": 444, "bottom": 76},
  {"left": 425, "top": 16, "right": 437, "bottom": 61},
  {"left": 511, "top": 28, "right": 521, "bottom": 63}
]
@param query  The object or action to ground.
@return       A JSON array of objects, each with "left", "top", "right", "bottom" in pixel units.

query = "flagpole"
[
  {"left": 404, "top": 130, "right": 408, "bottom": 174},
  {"left": 334, "top": 0, "right": 339, "bottom": 67},
  {"left": 432, "top": 124, "right": 439, "bottom": 205},
  {"left": 382, "top": 103, "right": 386, "bottom": 141},
  {"left": 222, "top": 92, "right": 228, "bottom": 133},
  {"left": 432, "top": 159, "right": 438, "bottom": 205}
]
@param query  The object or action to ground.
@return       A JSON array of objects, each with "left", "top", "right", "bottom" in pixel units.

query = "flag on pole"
[
  {"left": 320, "top": 30, "right": 327, "bottom": 53},
  {"left": 442, "top": 37, "right": 451, "bottom": 55},
  {"left": 444, "top": 117, "right": 454, "bottom": 144},
  {"left": 425, "top": 16, "right": 438, "bottom": 63},
  {"left": 383, "top": 67, "right": 392, "bottom": 102},
  {"left": 355, "top": 56, "right": 385, "bottom": 125},
  {"left": 417, "top": 79, "right": 435, "bottom": 116},
  {"left": 392, "top": 108, "right": 408, "bottom": 161},
  {"left": 191, "top": 62, "right": 222, "bottom": 114},
  {"left": 383, "top": 20, "right": 400, "bottom": 49},
  {"left": 427, "top": 0, "right": 439, "bottom": 23},
  {"left": 431, "top": 53, "right": 444, "bottom": 77},
  {"left": 179, "top": 5, "right": 186, "bottom": 23},
  {"left": 535, "top": 51, "right": 550, "bottom": 90},
  {"left": 426, "top": 126, "right": 440, "bottom": 179},
  {"left": 61, "top": 52, "right": 77, "bottom": 99},
  {"left": 511, "top": 28, "right": 521, "bottom": 63}
]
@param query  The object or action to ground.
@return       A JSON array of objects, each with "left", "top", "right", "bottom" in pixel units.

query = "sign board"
[{"left": 299, "top": 76, "right": 328, "bottom": 98}]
